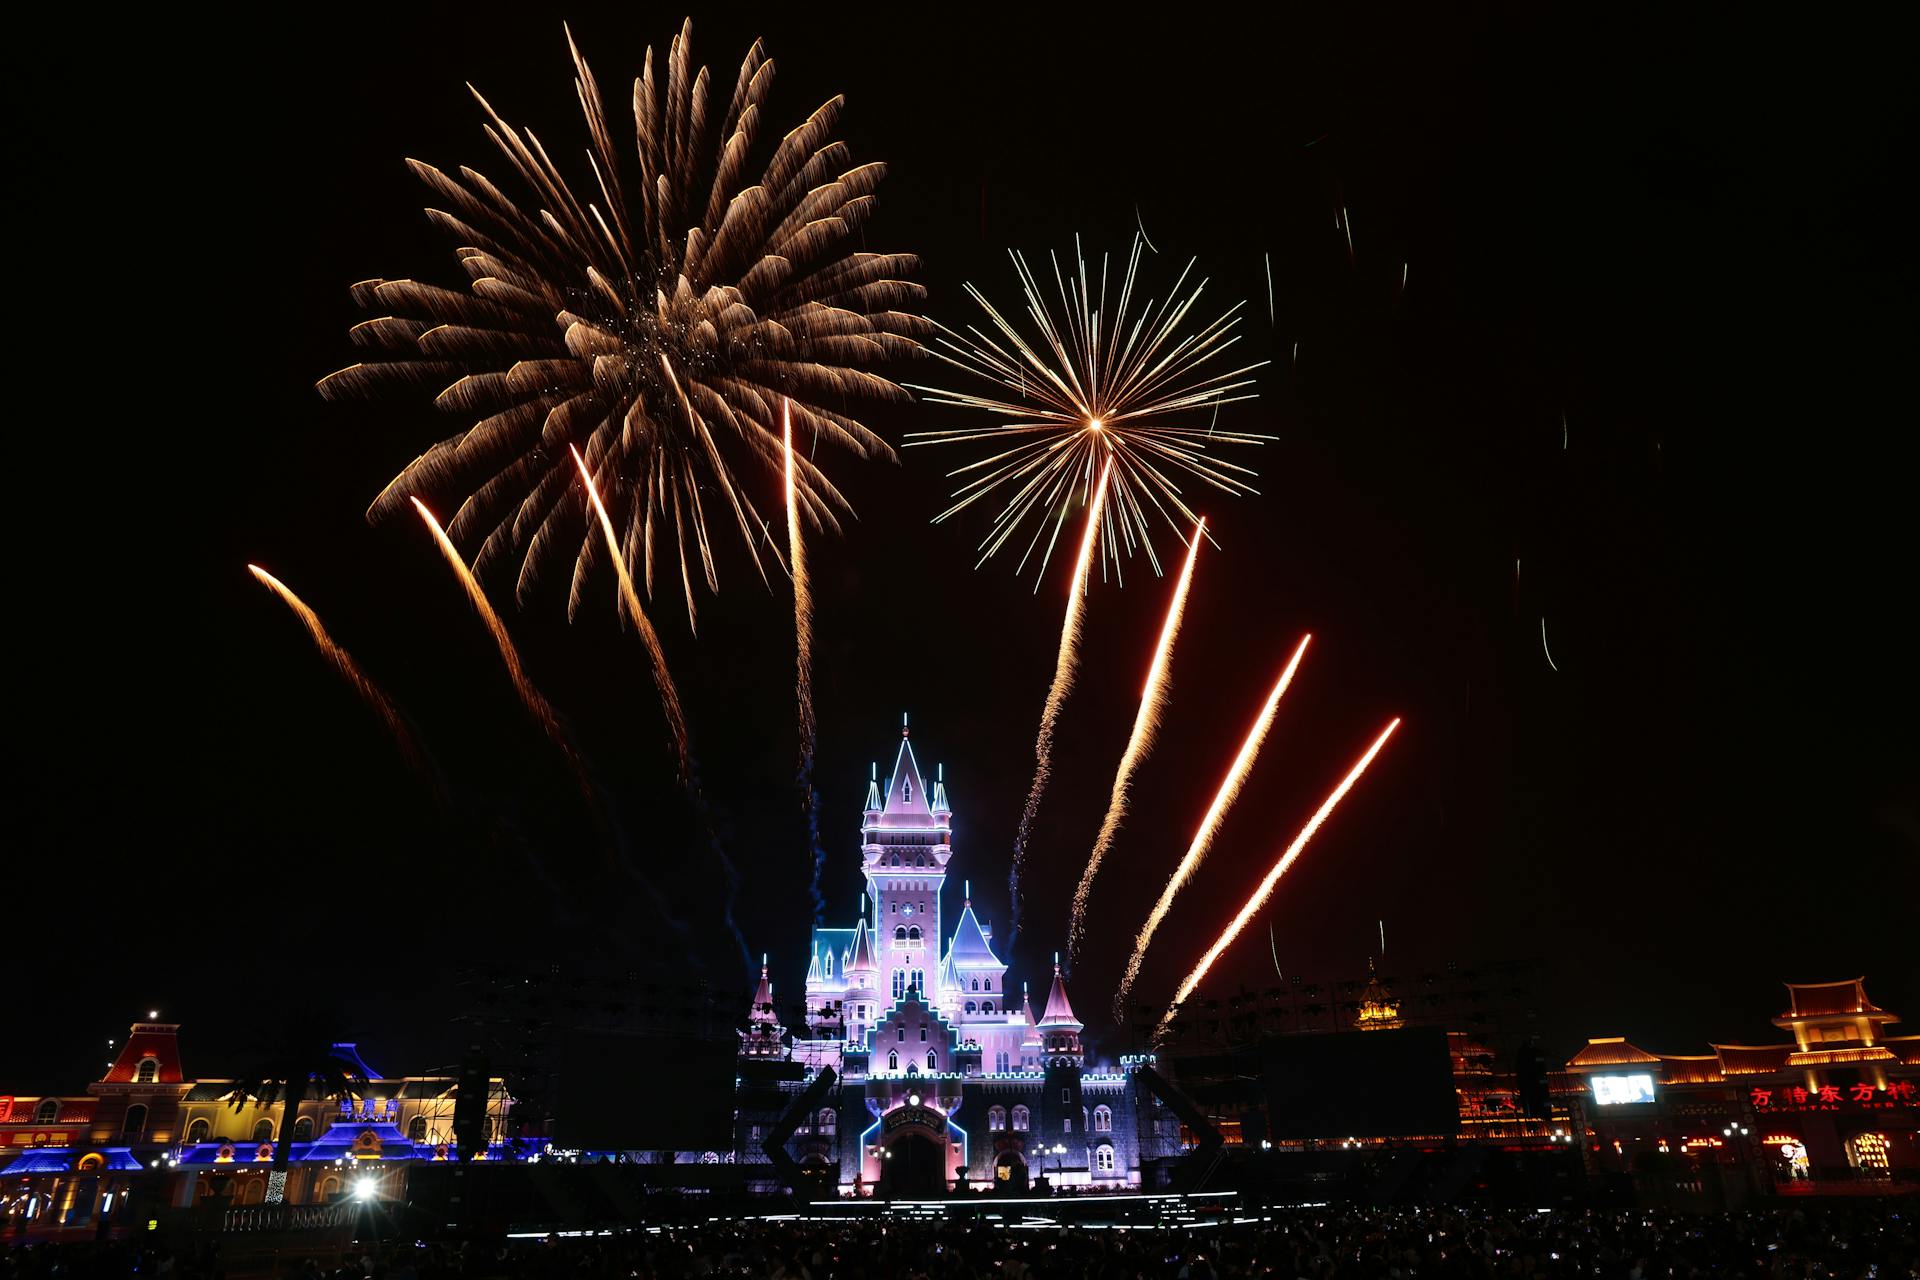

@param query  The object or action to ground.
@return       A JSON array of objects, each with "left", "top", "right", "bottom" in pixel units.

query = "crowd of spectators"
[{"left": 2, "top": 1204, "right": 1914, "bottom": 1279}]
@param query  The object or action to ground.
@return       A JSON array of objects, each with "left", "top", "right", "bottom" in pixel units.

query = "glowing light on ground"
[
  {"left": 1114, "top": 634, "right": 1311, "bottom": 1018},
  {"left": 1008, "top": 460, "right": 1112, "bottom": 946},
  {"left": 247, "top": 564, "right": 435, "bottom": 793},
  {"left": 568, "top": 446, "right": 690, "bottom": 782},
  {"left": 1069, "top": 518, "right": 1205, "bottom": 962},
  {"left": 1154, "top": 717, "right": 1401, "bottom": 1043}
]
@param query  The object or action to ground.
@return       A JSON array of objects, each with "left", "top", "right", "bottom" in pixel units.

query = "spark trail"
[
  {"left": 1153, "top": 717, "right": 1402, "bottom": 1044},
  {"left": 247, "top": 564, "right": 439, "bottom": 799},
  {"left": 1069, "top": 517, "right": 1205, "bottom": 962},
  {"left": 1008, "top": 460, "right": 1111, "bottom": 949},
  {"left": 568, "top": 446, "right": 690, "bottom": 783},
  {"left": 785, "top": 400, "right": 826, "bottom": 923},
  {"left": 411, "top": 497, "right": 597, "bottom": 810},
  {"left": 1114, "top": 634, "right": 1311, "bottom": 1019}
]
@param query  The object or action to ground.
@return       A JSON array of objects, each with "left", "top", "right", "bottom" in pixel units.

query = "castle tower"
[
  {"left": 739, "top": 955, "right": 787, "bottom": 1059},
  {"left": 861, "top": 716, "right": 950, "bottom": 1011}
]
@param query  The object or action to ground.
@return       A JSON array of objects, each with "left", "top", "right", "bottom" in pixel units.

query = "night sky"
[{"left": 14, "top": 7, "right": 1915, "bottom": 1090}]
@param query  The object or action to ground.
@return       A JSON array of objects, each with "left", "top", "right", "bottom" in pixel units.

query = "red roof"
[
  {"left": 1713, "top": 1043, "right": 1793, "bottom": 1075},
  {"left": 1658, "top": 1056, "right": 1724, "bottom": 1085},
  {"left": 1777, "top": 978, "right": 1892, "bottom": 1023},
  {"left": 1568, "top": 1038, "right": 1661, "bottom": 1069},
  {"left": 102, "top": 1023, "right": 185, "bottom": 1085}
]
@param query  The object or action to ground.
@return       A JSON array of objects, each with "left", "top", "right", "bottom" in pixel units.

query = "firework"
[
  {"left": 567, "top": 445, "right": 690, "bottom": 780},
  {"left": 1068, "top": 517, "right": 1205, "bottom": 962},
  {"left": 319, "top": 20, "right": 926, "bottom": 628},
  {"left": 1113, "top": 634, "right": 1310, "bottom": 1018},
  {"left": 786, "top": 400, "right": 825, "bottom": 921},
  {"left": 1007, "top": 460, "right": 1111, "bottom": 947},
  {"left": 247, "top": 564, "right": 438, "bottom": 796},
  {"left": 1154, "top": 718, "right": 1401, "bottom": 1043},
  {"left": 1540, "top": 617, "right": 1560, "bottom": 672},
  {"left": 412, "top": 497, "right": 597, "bottom": 809},
  {"left": 905, "top": 235, "right": 1269, "bottom": 584}
]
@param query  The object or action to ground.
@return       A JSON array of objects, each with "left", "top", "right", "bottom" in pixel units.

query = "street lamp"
[
  {"left": 1049, "top": 1142, "right": 1068, "bottom": 1188},
  {"left": 1721, "top": 1122, "right": 1756, "bottom": 1201}
]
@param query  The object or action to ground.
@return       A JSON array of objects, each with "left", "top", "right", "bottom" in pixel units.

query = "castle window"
[
  {"left": 408, "top": 1116, "right": 427, "bottom": 1142},
  {"left": 965, "top": 1002, "right": 976, "bottom": 1014},
  {"left": 294, "top": 1116, "right": 313, "bottom": 1142},
  {"left": 1093, "top": 1105, "right": 1112, "bottom": 1133},
  {"left": 995, "top": 1052, "right": 1009, "bottom": 1074},
  {"left": 1063, "top": 1117, "right": 1072, "bottom": 1133},
  {"left": 135, "top": 1057, "right": 160, "bottom": 1084},
  {"left": 893, "top": 972, "right": 906, "bottom": 999},
  {"left": 35, "top": 1099, "right": 59, "bottom": 1124},
  {"left": 982, "top": 1002, "right": 994, "bottom": 1014},
  {"left": 920, "top": 1025, "right": 927, "bottom": 1042},
  {"left": 907, "top": 926, "right": 921, "bottom": 943},
  {"left": 252, "top": 1119, "right": 274, "bottom": 1143},
  {"left": 186, "top": 1118, "right": 210, "bottom": 1144},
  {"left": 888, "top": 1051, "right": 898, "bottom": 1071},
  {"left": 1011, "top": 1106, "right": 1029, "bottom": 1130},
  {"left": 988, "top": 1106, "right": 1006, "bottom": 1131},
  {"left": 971, "top": 978, "right": 979, "bottom": 991},
  {"left": 1095, "top": 1145, "right": 1115, "bottom": 1173},
  {"left": 817, "top": 1108, "right": 836, "bottom": 1135},
  {"left": 927, "top": 1050, "right": 937, "bottom": 1070},
  {"left": 985, "top": 978, "right": 993, "bottom": 991},
  {"left": 122, "top": 1104, "right": 148, "bottom": 1137},
  {"left": 895, "top": 926, "right": 908, "bottom": 943},
  {"left": 1062, "top": 1088, "right": 1071, "bottom": 1104},
  {"left": 898, "top": 1026, "right": 906, "bottom": 1041}
]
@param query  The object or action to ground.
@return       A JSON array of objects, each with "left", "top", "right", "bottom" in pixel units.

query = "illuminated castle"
[{"left": 739, "top": 719, "right": 1172, "bottom": 1194}]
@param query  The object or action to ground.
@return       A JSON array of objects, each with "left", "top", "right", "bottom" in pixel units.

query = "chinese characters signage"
[{"left": 1750, "top": 1082, "right": 1916, "bottom": 1113}]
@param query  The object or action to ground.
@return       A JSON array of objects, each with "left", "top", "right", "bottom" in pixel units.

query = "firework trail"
[
  {"left": 1113, "top": 634, "right": 1311, "bottom": 1018},
  {"left": 906, "top": 234, "right": 1269, "bottom": 585},
  {"left": 411, "top": 497, "right": 598, "bottom": 811},
  {"left": 1154, "top": 717, "right": 1401, "bottom": 1044},
  {"left": 785, "top": 400, "right": 826, "bottom": 923},
  {"left": 1007, "top": 461, "right": 1111, "bottom": 949},
  {"left": 568, "top": 445, "right": 690, "bottom": 782},
  {"left": 1068, "top": 517, "right": 1205, "bottom": 962},
  {"left": 247, "top": 565, "right": 441, "bottom": 801},
  {"left": 1540, "top": 617, "right": 1560, "bottom": 672},
  {"left": 319, "top": 19, "right": 926, "bottom": 626}
]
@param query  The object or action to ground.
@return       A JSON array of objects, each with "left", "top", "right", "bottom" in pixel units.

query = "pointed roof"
[
  {"left": 864, "top": 762, "right": 883, "bottom": 813},
  {"left": 806, "top": 947, "right": 822, "bottom": 983},
  {"left": 846, "top": 918, "right": 878, "bottom": 972},
  {"left": 747, "top": 955, "right": 777, "bottom": 1023},
  {"left": 878, "top": 716, "right": 937, "bottom": 828},
  {"left": 1775, "top": 978, "right": 1896, "bottom": 1026},
  {"left": 1568, "top": 1037, "right": 1662, "bottom": 1069},
  {"left": 1039, "top": 956, "right": 1081, "bottom": 1028},
  {"left": 945, "top": 882, "right": 1001, "bottom": 968},
  {"left": 931, "top": 763, "right": 950, "bottom": 814},
  {"left": 102, "top": 1021, "right": 185, "bottom": 1085}
]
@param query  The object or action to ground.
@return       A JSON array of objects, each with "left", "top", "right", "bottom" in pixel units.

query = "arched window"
[
  {"left": 984, "top": 977, "right": 993, "bottom": 991},
  {"left": 825, "top": 953, "right": 833, "bottom": 978},
  {"left": 965, "top": 1002, "right": 976, "bottom": 1014},
  {"left": 982, "top": 1002, "right": 994, "bottom": 1014},
  {"left": 817, "top": 1108, "right": 836, "bottom": 1134},
  {"left": 35, "top": 1099, "right": 59, "bottom": 1124},
  {"left": 185, "top": 1118, "right": 211, "bottom": 1144},
  {"left": 927, "top": 1050, "right": 938, "bottom": 1070},
  {"left": 893, "top": 971, "right": 906, "bottom": 999},
  {"left": 319, "top": 1176, "right": 341, "bottom": 1202},
  {"left": 1095, "top": 1145, "right": 1115, "bottom": 1173},
  {"left": 907, "top": 926, "right": 921, "bottom": 943},
  {"left": 122, "top": 1104, "right": 148, "bottom": 1137},
  {"left": 252, "top": 1119, "right": 274, "bottom": 1143},
  {"left": 1093, "top": 1105, "right": 1112, "bottom": 1133},
  {"left": 894, "top": 926, "right": 907, "bottom": 942},
  {"left": 1011, "top": 1105, "right": 1029, "bottom": 1131},
  {"left": 887, "top": 1051, "right": 898, "bottom": 1071},
  {"left": 988, "top": 1106, "right": 1006, "bottom": 1131},
  {"left": 135, "top": 1058, "right": 160, "bottom": 1084},
  {"left": 971, "top": 978, "right": 979, "bottom": 991},
  {"left": 293, "top": 1116, "right": 313, "bottom": 1142},
  {"left": 408, "top": 1115, "right": 427, "bottom": 1142}
]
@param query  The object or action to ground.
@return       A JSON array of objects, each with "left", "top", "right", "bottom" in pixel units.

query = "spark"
[
  {"left": 1008, "top": 460, "right": 1111, "bottom": 948},
  {"left": 1341, "top": 206, "right": 1353, "bottom": 260},
  {"left": 1269, "top": 921, "right": 1283, "bottom": 981},
  {"left": 1540, "top": 616, "right": 1559, "bottom": 672},
  {"left": 786, "top": 400, "right": 826, "bottom": 924},
  {"left": 1114, "top": 634, "right": 1310, "bottom": 1018},
  {"left": 1070, "top": 517, "right": 1205, "bottom": 962},
  {"left": 319, "top": 20, "right": 925, "bottom": 626},
  {"left": 246, "top": 565, "right": 438, "bottom": 797},
  {"left": 1154, "top": 717, "right": 1402, "bottom": 1043},
  {"left": 905, "top": 234, "right": 1270, "bottom": 585},
  {"left": 1264, "top": 253, "right": 1275, "bottom": 326},
  {"left": 567, "top": 445, "right": 690, "bottom": 782},
  {"left": 1379, "top": 918, "right": 1386, "bottom": 955},
  {"left": 1562, "top": 412, "right": 1569, "bottom": 451},
  {"left": 411, "top": 497, "right": 595, "bottom": 807},
  {"left": 1135, "top": 205, "right": 1158, "bottom": 253}
]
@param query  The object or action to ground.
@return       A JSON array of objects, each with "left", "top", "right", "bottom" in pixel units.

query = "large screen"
[
  {"left": 1589, "top": 1073, "right": 1656, "bottom": 1106},
  {"left": 1259, "top": 1027, "right": 1458, "bottom": 1138},
  {"left": 551, "top": 1031, "right": 738, "bottom": 1150}
]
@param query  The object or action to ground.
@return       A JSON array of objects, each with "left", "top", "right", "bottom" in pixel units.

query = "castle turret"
[
  {"left": 1037, "top": 955, "right": 1084, "bottom": 1065},
  {"left": 739, "top": 955, "right": 787, "bottom": 1059}
]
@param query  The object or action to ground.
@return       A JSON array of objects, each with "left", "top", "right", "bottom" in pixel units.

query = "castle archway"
[{"left": 879, "top": 1131, "right": 945, "bottom": 1198}]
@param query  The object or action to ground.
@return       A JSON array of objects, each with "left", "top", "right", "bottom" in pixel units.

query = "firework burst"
[
  {"left": 906, "top": 234, "right": 1269, "bottom": 584},
  {"left": 319, "top": 19, "right": 926, "bottom": 629}
]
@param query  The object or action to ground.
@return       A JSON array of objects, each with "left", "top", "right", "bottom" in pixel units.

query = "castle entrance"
[{"left": 878, "top": 1130, "right": 946, "bottom": 1198}]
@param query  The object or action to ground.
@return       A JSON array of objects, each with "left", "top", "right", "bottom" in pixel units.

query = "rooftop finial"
[
  {"left": 902, "top": 711, "right": 910, "bottom": 737},
  {"left": 964, "top": 879, "right": 971, "bottom": 905},
  {"left": 1053, "top": 950, "right": 1061, "bottom": 973}
]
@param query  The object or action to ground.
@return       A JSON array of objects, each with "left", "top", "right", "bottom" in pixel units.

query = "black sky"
[{"left": 12, "top": 6, "right": 1916, "bottom": 1089}]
